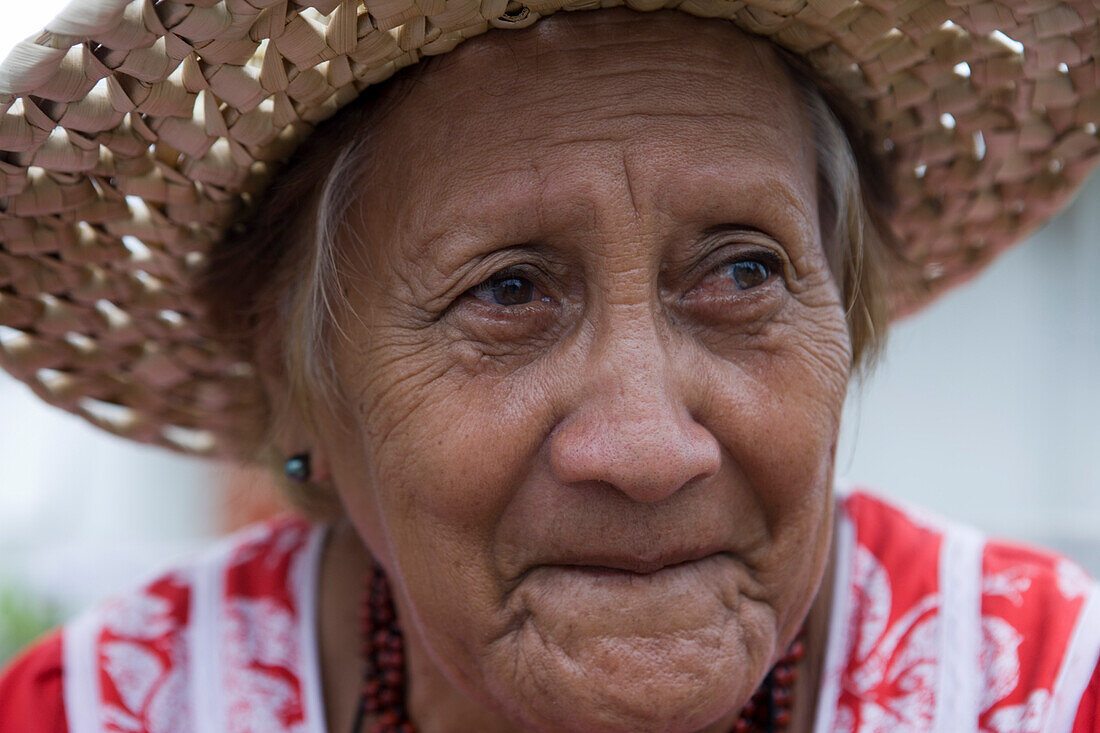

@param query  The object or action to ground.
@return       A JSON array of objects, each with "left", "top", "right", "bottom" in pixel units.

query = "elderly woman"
[{"left": 1, "top": 0, "right": 1099, "bottom": 731}]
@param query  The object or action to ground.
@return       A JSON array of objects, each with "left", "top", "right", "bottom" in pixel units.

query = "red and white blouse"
[{"left": 3, "top": 491, "right": 1100, "bottom": 732}]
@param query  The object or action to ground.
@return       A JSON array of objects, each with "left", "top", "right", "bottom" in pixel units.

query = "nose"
[{"left": 548, "top": 325, "right": 721, "bottom": 503}]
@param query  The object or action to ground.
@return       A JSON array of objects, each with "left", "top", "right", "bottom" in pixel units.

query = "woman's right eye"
[{"left": 468, "top": 271, "right": 549, "bottom": 307}]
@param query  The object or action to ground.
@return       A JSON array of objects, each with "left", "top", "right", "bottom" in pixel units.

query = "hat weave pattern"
[{"left": 0, "top": 0, "right": 1097, "bottom": 455}]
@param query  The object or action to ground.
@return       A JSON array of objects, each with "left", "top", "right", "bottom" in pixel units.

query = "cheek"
[
  {"left": 745, "top": 303, "right": 848, "bottom": 497},
  {"left": 364, "top": 363, "right": 545, "bottom": 527},
  {"left": 319, "top": 338, "right": 532, "bottom": 682},
  {"left": 346, "top": 347, "right": 578, "bottom": 696},
  {"left": 339, "top": 330, "right": 555, "bottom": 597},
  {"left": 724, "top": 299, "right": 848, "bottom": 610}
]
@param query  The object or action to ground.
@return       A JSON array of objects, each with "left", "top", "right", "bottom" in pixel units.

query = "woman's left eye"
[{"left": 711, "top": 255, "right": 778, "bottom": 292}]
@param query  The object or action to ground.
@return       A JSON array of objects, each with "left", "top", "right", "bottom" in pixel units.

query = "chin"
[{"left": 485, "top": 627, "right": 760, "bottom": 733}]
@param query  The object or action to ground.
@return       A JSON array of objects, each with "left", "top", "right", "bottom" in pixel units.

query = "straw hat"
[{"left": 0, "top": 0, "right": 1097, "bottom": 456}]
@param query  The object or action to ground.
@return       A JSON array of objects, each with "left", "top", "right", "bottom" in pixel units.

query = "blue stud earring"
[{"left": 284, "top": 453, "right": 311, "bottom": 482}]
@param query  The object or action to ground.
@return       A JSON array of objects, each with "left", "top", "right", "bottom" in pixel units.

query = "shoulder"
[
  {"left": 8, "top": 516, "right": 325, "bottom": 733},
  {"left": 0, "top": 630, "right": 66, "bottom": 732},
  {"left": 835, "top": 490, "right": 1100, "bottom": 731},
  {"left": 978, "top": 532, "right": 1100, "bottom": 731}
]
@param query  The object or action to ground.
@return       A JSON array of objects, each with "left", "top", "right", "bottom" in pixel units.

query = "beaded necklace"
[{"left": 353, "top": 566, "right": 804, "bottom": 733}]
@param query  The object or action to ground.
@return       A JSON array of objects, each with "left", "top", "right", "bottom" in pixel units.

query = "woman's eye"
[
  {"left": 470, "top": 272, "right": 547, "bottom": 306},
  {"left": 718, "top": 258, "right": 774, "bottom": 291}
]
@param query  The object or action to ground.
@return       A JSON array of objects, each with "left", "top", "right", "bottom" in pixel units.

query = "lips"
[{"left": 535, "top": 547, "right": 727, "bottom": 576}]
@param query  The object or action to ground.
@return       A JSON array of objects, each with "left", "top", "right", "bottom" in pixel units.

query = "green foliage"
[{"left": 0, "top": 581, "right": 60, "bottom": 667}]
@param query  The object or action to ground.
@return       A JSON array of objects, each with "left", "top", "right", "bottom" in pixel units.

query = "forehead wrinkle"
[
  {"left": 414, "top": 13, "right": 802, "bottom": 129},
  {"left": 510, "top": 110, "right": 780, "bottom": 153},
  {"left": 364, "top": 13, "right": 810, "bottom": 174},
  {"left": 469, "top": 72, "right": 809, "bottom": 169},
  {"left": 349, "top": 9, "right": 820, "bottom": 275},
  {"left": 366, "top": 105, "right": 817, "bottom": 274},
  {"left": 457, "top": 10, "right": 787, "bottom": 93},
  {"left": 397, "top": 160, "right": 541, "bottom": 263},
  {"left": 394, "top": 157, "right": 604, "bottom": 272},
  {"left": 466, "top": 67, "right": 801, "bottom": 141}
]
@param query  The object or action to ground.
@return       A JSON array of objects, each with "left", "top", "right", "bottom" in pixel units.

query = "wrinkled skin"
[{"left": 300, "top": 9, "right": 852, "bottom": 733}]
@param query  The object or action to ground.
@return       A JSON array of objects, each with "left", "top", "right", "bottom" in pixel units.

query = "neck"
[
  {"left": 790, "top": 527, "right": 836, "bottom": 733},
  {"left": 319, "top": 518, "right": 836, "bottom": 733}
]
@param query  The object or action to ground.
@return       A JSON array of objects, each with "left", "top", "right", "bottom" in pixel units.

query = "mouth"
[
  {"left": 509, "top": 551, "right": 741, "bottom": 615},
  {"left": 536, "top": 549, "right": 727, "bottom": 578}
]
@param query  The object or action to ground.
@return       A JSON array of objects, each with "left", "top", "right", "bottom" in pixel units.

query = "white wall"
[
  {"left": 838, "top": 173, "right": 1100, "bottom": 572},
  {"left": 0, "top": 371, "right": 219, "bottom": 615}
]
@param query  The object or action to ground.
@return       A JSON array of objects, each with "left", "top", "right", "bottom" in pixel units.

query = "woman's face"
[{"left": 310, "top": 9, "right": 851, "bottom": 732}]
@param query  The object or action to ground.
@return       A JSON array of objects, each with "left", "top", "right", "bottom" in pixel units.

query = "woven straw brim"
[{"left": 0, "top": 0, "right": 1097, "bottom": 456}]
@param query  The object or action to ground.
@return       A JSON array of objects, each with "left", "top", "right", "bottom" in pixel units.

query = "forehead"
[{"left": 361, "top": 9, "right": 817, "bottom": 248}]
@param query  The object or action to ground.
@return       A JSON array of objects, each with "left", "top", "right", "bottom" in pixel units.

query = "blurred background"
[{"left": 2, "top": 2, "right": 1099, "bottom": 666}]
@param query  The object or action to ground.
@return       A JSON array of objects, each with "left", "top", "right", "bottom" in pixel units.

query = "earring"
[{"left": 284, "top": 453, "right": 311, "bottom": 482}]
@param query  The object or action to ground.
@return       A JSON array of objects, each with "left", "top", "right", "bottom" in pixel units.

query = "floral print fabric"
[
  {"left": 834, "top": 494, "right": 1100, "bottom": 733},
  {"left": 65, "top": 519, "right": 325, "bottom": 733}
]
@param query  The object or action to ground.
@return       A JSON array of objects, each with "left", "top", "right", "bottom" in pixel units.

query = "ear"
[
  {"left": 252, "top": 327, "right": 334, "bottom": 485},
  {"left": 270, "top": 416, "right": 333, "bottom": 484}
]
